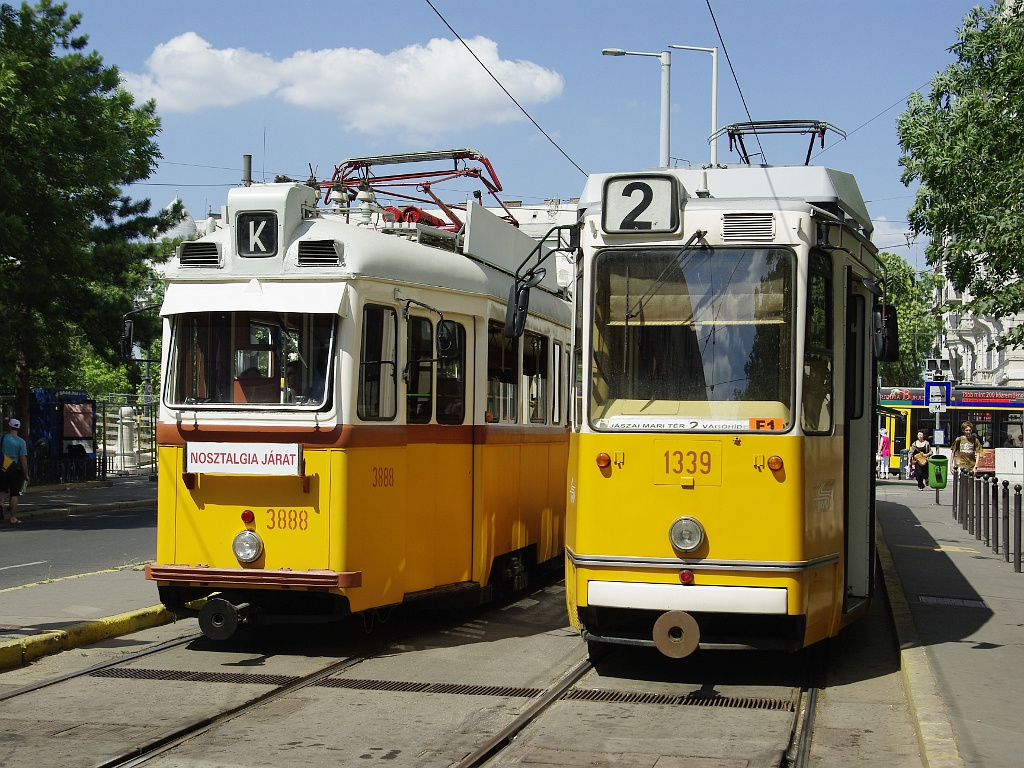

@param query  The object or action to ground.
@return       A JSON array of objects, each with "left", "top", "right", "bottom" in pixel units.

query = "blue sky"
[{"left": 71, "top": 0, "right": 975, "bottom": 267}]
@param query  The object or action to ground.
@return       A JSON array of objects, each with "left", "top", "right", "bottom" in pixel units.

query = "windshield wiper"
[{"left": 624, "top": 229, "right": 706, "bottom": 322}]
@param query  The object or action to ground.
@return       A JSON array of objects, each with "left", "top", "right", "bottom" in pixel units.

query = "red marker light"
[
  {"left": 596, "top": 452, "right": 612, "bottom": 468},
  {"left": 679, "top": 569, "right": 695, "bottom": 585},
  {"left": 241, "top": 509, "right": 255, "bottom": 524}
]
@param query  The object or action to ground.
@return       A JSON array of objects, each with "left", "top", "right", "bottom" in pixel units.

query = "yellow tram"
[
  {"left": 145, "top": 150, "right": 573, "bottom": 639},
  {"left": 554, "top": 126, "right": 897, "bottom": 657}
]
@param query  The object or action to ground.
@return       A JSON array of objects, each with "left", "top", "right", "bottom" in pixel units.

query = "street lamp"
[
  {"left": 668, "top": 44, "right": 719, "bottom": 165},
  {"left": 602, "top": 48, "right": 671, "bottom": 168}
]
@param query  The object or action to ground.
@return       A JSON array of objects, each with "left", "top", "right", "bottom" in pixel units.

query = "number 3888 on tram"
[{"left": 547, "top": 141, "right": 898, "bottom": 658}]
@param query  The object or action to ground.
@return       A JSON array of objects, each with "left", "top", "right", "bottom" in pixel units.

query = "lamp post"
[
  {"left": 601, "top": 48, "right": 671, "bottom": 168},
  {"left": 668, "top": 44, "right": 719, "bottom": 165}
]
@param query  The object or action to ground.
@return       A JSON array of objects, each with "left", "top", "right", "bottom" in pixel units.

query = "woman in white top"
[{"left": 910, "top": 430, "right": 932, "bottom": 490}]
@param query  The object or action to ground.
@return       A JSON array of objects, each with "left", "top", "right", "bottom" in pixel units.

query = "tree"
[
  {"left": 897, "top": 2, "right": 1024, "bottom": 346},
  {"left": 0, "top": 1, "right": 173, "bottom": 429},
  {"left": 877, "top": 251, "right": 944, "bottom": 386}
]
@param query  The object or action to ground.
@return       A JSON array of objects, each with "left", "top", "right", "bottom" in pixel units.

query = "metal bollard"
[
  {"left": 974, "top": 474, "right": 983, "bottom": 540},
  {"left": 960, "top": 469, "right": 969, "bottom": 527},
  {"left": 1015, "top": 485, "right": 1022, "bottom": 574},
  {"left": 952, "top": 468, "right": 959, "bottom": 521},
  {"left": 982, "top": 475, "right": 990, "bottom": 545},
  {"left": 1003, "top": 481, "right": 1011, "bottom": 562},
  {"left": 991, "top": 476, "right": 1001, "bottom": 554},
  {"left": 966, "top": 471, "right": 975, "bottom": 535}
]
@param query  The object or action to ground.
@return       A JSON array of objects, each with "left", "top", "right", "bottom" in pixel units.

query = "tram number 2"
[
  {"left": 265, "top": 509, "right": 309, "bottom": 530},
  {"left": 372, "top": 466, "right": 395, "bottom": 487},
  {"left": 664, "top": 450, "right": 712, "bottom": 475}
]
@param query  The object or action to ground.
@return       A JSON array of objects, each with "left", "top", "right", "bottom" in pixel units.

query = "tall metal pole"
[
  {"left": 669, "top": 45, "right": 719, "bottom": 165},
  {"left": 658, "top": 51, "right": 671, "bottom": 168},
  {"left": 602, "top": 48, "right": 672, "bottom": 167}
]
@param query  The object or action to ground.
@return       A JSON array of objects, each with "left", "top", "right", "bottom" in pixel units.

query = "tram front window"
[
  {"left": 167, "top": 311, "right": 336, "bottom": 408},
  {"left": 590, "top": 247, "right": 794, "bottom": 431}
]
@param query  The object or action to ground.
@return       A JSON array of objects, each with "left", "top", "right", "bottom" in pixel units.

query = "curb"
[
  {"left": 876, "top": 519, "right": 966, "bottom": 768},
  {"left": 0, "top": 604, "right": 175, "bottom": 672},
  {"left": 14, "top": 499, "right": 156, "bottom": 522}
]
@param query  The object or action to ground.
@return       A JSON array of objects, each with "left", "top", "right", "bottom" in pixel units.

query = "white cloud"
[
  {"left": 872, "top": 216, "right": 919, "bottom": 252},
  {"left": 122, "top": 34, "right": 563, "bottom": 134}
]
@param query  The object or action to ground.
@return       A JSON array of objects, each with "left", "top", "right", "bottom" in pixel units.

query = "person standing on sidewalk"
[
  {"left": 952, "top": 420, "right": 983, "bottom": 473},
  {"left": 877, "top": 427, "right": 892, "bottom": 478},
  {"left": 1, "top": 418, "right": 28, "bottom": 524},
  {"left": 910, "top": 430, "right": 932, "bottom": 490}
]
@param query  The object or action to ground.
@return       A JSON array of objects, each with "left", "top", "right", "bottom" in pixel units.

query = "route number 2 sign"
[{"left": 602, "top": 175, "right": 678, "bottom": 234}]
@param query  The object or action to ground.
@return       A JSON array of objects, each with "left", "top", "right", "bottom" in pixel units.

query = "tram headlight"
[
  {"left": 668, "top": 517, "right": 705, "bottom": 553},
  {"left": 232, "top": 530, "right": 264, "bottom": 563}
]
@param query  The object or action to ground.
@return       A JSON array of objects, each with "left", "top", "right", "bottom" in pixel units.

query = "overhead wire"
[
  {"left": 705, "top": 0, "right": 764, "bottom": 162},
  {"left": 812, "top": 83, "right": 930, "bottom": 160},
  {"left": 423, "top": 0, "right": 587, "bottom": 178}
]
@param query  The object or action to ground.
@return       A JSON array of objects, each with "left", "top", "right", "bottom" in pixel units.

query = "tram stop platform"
[
  {"left": 877, "top": 477, "right": 1023, "bottom": 767},
  {"left": 1, "top": 474, "right": 1021, "bottom": 766}
]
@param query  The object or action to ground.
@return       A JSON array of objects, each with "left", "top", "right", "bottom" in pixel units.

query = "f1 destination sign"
[{"left": 185, "top": 442, "right": 302, "bottom": 476}]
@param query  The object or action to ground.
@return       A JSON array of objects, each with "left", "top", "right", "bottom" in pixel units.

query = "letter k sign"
[{"left": 237, "top": 212, "right": 278, "bottom": 257}]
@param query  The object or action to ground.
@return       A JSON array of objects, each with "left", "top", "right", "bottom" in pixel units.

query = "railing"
[
  {"left": 96, "top": 396, "right": 157, "bottom": 479},
  {"left": 951, "top": 468, "right": 1023, "bottom": 574}
]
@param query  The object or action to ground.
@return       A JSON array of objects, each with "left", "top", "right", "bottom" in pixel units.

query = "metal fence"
[
  {"left": 951, "top": 469, "right": 1023, "bottom": 574},
  {"left": 95, "top": 395, "right": 157, "bottom": 479}
]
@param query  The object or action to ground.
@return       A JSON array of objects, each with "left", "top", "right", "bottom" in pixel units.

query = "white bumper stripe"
[{"left": 587, "top": 581, "right": 788, "bottom": 614}]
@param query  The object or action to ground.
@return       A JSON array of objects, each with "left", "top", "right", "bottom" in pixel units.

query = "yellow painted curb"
[{"left": 0, "top": 604, "right": 175, "bottom": 671}]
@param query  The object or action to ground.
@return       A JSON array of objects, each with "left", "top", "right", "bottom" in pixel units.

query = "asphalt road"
[{"left": 0, "top": 506, "right": 156, "bottom": 590}]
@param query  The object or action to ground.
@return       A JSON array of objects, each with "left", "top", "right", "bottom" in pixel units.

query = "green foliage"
[
  {"left": 877, "top": 251, "right": 944, "bottom": 386},
  {"left": 897, "top": 2, "right": 1024, "bottom": 346},
  {"left": 0, "top": 1, "right": 175, "bottom": 417}
]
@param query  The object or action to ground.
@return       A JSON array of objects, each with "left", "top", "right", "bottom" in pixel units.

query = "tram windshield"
[
  {"left": 590, "top": 247, "right": 794, "bottom": 431},
  {"left": 166, "top": 311, "right": 336, "bottom": 408}
]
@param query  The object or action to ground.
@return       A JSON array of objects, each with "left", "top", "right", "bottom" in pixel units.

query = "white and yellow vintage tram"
[
  {"left": 145, "top": 150, "right": 573, "bottom": 639},
  {"left": 550, "top": 125, "right": 898, "bottom": 657}
]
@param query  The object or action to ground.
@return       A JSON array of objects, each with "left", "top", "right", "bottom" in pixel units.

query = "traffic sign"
[{"left": 925, "top": 380, "right": 951, "bottom": 413}]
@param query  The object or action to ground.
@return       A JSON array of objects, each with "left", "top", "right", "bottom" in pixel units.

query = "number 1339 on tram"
[{"left": 548, "top": 139, "right": 899, "bottom": 658}]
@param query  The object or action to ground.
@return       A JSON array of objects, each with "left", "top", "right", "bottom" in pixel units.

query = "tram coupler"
[
  {"left": 198, "top": 598, "right": 252, "bottom": 640},
  {"left": 652, "top": 610, "right": 701, "bottom": 658}
]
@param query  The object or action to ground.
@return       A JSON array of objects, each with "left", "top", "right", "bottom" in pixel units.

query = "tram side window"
[
  {"left": 358, "top": 305, "right": 398, "bottom": 420},
  {"left": 802, "top": 251, "right": 833, "bottom": 434},
  {"left": 524, "top": 331, "right": 548, "bottom": 424},
  {"left": 486, "top": 321, "right": 518, "bottom": 423},
  {"left": 437, "top": 322, "right": 467, "bottom": 425},
  {"left": 552, "top": 341, "right": 563, "bottom": 425},
  {"left": 407, "top": 317, "right": 433, "bottom": 424}
]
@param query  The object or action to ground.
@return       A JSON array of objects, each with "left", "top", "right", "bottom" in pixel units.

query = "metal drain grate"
[
  {"left": 918, "top": 594, "right": 987, "bottom": 609},
  {"left": 91, "top": 668, "right": 299, "bottom": 686},
  {"left": 565, "top": 688, "right": 795, "bottom": 710},
  {"left": 318, "top": 678, "right": 542, "bottom": 698}
]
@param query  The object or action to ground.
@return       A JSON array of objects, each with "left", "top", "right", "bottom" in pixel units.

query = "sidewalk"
[
  {"left": 0, "top": 475, "right": 173, "bottom": 671},
  {"left": 7, "top": 473, "right": 158, "bottom": 521},
  {"left": 876, "top": 477, "right": 1024, "bottom": 768}
]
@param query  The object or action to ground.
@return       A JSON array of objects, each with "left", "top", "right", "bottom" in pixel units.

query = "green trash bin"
[{"left": 928, "top": 455, "right": 948, "bottom": 489}]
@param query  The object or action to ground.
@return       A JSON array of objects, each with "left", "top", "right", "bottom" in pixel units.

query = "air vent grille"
[
  {"left": 298, "top": 239, "right": 341, "bottom": 266},
  {"left": 722, "top": 213, "right": 775, "bottom": 242},
  {"left": 178, "top": 242, "right": 220, "bottom": 266}
]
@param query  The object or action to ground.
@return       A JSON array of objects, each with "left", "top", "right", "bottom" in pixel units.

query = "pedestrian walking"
[
  {"left": 910, "top": 430, "right": 932, "bottom": 490},
  {"left": 877, "top": 427, "right": 891, "bottom": 478},
  {"left": 1, "top": 418, "right": 29, "bottom": 523},
  {"left": 952, "top": 420, "right": 983, "bottom": 473}
]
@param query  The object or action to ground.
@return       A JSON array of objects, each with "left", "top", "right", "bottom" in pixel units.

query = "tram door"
[{"left": 843, "top": 269, "right": 874, "bottom": 605}]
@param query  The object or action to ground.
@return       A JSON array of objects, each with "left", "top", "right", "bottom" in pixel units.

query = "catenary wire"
[
  {"left": 423, "top": 0, "right": 587, "bottom": 178},
  {"left": 705, "top": 0, "right": 764, "bottom": 163}
]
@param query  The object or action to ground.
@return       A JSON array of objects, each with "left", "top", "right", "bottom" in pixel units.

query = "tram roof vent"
[
  {"left": 298, "top": 239, "right": 343, "bottom": 266},
  {"left": 722, "top": 212, "right": 775, "bottom": 242},
  {"left": 178, "top": 241, "right": 221, "bottom": 267}
]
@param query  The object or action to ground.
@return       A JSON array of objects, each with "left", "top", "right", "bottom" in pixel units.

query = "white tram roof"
[
  {"left": 162, "top": 182, "right": 569, "bottom": 324},
  {"left": 578, "top": 164, "right": 873, "bottom": 237}
]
